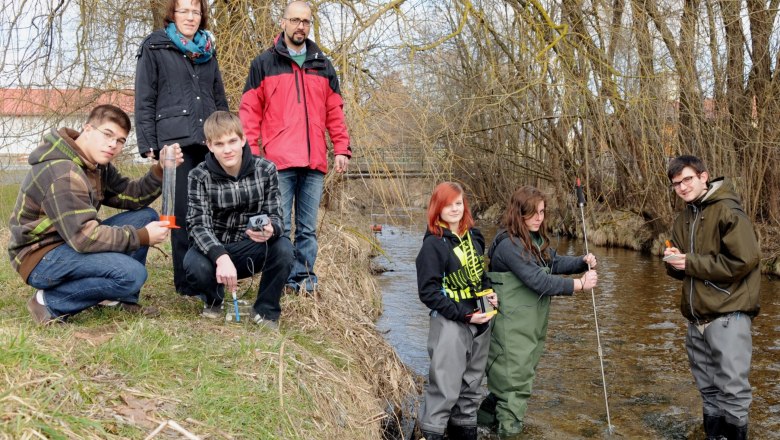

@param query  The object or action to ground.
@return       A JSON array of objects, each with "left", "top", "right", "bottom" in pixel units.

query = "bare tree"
[{"left": 2, "top": 0, "right": 778, "bottom": 256}]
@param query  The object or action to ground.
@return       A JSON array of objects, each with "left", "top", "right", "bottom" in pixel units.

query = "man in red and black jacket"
[{"left": 239, "top": 1, "right": 351, "bottom": 295}]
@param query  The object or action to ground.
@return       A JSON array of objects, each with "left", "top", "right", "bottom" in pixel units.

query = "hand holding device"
[
  {"left": 476, "top": 288, "right": 498, "bottom": 317},
  {"left": 663, "top": 239, "right": 683, "bottom": 261},
  {"left": 247, "top": 214, "right": 270, "bottom": 231}
]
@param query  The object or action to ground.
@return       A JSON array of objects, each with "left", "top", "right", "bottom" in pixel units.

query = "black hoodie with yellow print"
[{"left": 416, "top": 227, "right": 491, "bottom": 324}]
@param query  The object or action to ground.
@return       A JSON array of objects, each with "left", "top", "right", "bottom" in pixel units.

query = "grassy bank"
[{"left": 0, "top": 181, "right": 418, "bottom": 439}]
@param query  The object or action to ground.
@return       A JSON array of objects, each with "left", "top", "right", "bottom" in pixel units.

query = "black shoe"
[
  {"left": 704, "top": 414, "right": 726, "bottom": 440},
  {"left": 420, "top": 431, "right": 444, "bottom": 440},
  {"left": 477, "top": 392, "right": 498, "bottom": 428},
  {"left": 724, "top": 422, "right": 748, "bottom": 440},
  {"left": 448, "top": 424, "right": 477, "bottom": 440}
]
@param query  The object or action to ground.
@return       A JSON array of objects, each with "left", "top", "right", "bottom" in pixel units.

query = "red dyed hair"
[{"left": 426, "top": 182, "right": 475, "bottom": 237}]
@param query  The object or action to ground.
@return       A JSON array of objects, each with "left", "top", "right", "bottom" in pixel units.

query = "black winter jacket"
[
  {"left": 416, "top": 227, "right": 491, "bottom": 324},
  {"left": 134, "top": 29, "right": 229, "bottom": 157}
]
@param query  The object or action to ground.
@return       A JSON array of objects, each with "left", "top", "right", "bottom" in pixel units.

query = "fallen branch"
[{"left": 144, "top": 420, "right": 201, "bottom": 440}]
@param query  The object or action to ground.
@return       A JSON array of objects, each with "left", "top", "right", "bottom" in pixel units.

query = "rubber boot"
[
  {"left": 420, "top": 431, "right": 444, "bottom": 440},
  {"left": 704, "top": 414, "right": 726, "bottom": 440},
  {"left": 477, "top": 392, "right": 498, "bottom": 428},
  {"left": 497, "top": 420, "right": 524, "bottom": 438},
  {"left": 723, "top": 422, "right": 748, "bottom": 440},
  {"left": 447, "top": 424, "right": 478, "bottom": 440}
]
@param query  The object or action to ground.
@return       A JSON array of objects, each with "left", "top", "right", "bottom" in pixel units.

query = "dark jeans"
[
  {"left": 172, "top": 144, "right": 208, "bottom": 295},
  {"left": 27, "top": 207, "right": 158, "bottom": 318},
  {"left": 182, "top": 236, "right": 294, "bottom": 321}
]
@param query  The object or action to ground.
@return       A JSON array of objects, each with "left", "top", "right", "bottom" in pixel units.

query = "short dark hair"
[
  {"left": 163, "top": 0, "right": 209, "bottom": 30},
  {"left": 87, "top": 104, "right": 131, "bottom": 133},
  {"left": 667, "top": 155, "right": 708, "bottom": 181}
]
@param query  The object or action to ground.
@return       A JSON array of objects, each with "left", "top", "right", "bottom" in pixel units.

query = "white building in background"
[{"left": 0, "top": 88, "right": 135, "bottom": 169}]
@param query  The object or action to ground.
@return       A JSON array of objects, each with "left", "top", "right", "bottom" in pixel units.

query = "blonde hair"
[{"left": 204, "top": 111, "right": 244, "bottom": 142}]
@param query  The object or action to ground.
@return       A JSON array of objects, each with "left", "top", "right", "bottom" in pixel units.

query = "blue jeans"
[
  {"left": 182, "top": 236, "right": 293, "bottom": 321},
  {"left": 27, "top": 207, "right": 158, "bottom": 318},
  {"left": 277, "top": 168, "right": 323, "bottom": 291}
]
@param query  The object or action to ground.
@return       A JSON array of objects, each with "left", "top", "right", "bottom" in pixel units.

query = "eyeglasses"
[
  {"left": 670, "top": 174, "right": 698, "bottom": 190},
  {"left": 91, "top": 125, "right": 127, "bottom": 148},
  {"left": 175, "top": 9, "right": 202, "bottom": 17},
  {"left": 284, "top": 17, "right": 313, "bottom": 27}
]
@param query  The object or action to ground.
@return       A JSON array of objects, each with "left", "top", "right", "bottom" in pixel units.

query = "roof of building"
[{"left": 0, "top": 88, "right": 134, "bottom": 116}]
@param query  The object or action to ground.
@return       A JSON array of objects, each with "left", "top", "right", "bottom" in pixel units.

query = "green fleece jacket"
[
  {"left": 8, "top": 127, "right": 164, "bottom": 282},
  {"left": 667, "top": 177, "right": 760, "bottom": 322}
]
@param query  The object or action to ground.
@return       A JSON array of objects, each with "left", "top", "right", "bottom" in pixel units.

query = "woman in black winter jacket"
[{"left": 134, "top": 0, "right": 228, "bottom": 299}]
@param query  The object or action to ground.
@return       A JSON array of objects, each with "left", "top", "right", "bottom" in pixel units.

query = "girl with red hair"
[{"left": 415, "top": 182, "right": 497, "bottom": 440}]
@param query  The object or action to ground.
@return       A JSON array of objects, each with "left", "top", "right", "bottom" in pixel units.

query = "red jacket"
[{"left": 239, "top": 34, "right": 351, "bottom": 173}]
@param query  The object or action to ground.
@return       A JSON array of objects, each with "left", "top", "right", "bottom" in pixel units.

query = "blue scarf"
[{"left": 165, "top": 23, "right": 214, "bottom": 64}]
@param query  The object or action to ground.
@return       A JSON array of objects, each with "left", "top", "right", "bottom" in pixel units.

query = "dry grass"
[
  {"left": 755, "top": 222, "right": 780, "bottom": 275},
  {"left": 584, "top": 210, "right": 653, "bottom": 252},
  {"left": 280, "top": 216, "right": 419, "bottom": 435}
]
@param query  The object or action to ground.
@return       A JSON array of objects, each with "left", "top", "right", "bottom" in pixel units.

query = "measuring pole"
[{"left": 576, "top": 178, "right": 614, "bottom": 434}]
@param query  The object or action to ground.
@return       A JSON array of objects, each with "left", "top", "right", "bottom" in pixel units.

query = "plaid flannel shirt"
[{"left": 187, "top": 152, "right": 282, "bottom": 263}]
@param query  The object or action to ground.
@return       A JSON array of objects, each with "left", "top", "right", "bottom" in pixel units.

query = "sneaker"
[
  {"left": 282, "top": 284, "right": 298, "bottom": 296},
  {"left": 252, "top": 314, "right": 279, "bottom": 331},
  {"left": 27, "top": 291, "right": 61, "bottom": 325},
  {"left": 201, "top": 304, "right": 223, "bottom": 319}
]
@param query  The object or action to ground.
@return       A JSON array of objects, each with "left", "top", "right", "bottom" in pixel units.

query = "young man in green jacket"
[
  {"left": 8, "top": 104, "right": 180, "bottom": 325},
  {"left": 664, "top": 155, "right": 760, "bottom": 440}
]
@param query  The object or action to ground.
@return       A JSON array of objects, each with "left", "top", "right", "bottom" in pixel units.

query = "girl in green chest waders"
[{"left": 477, "top": 186, "right": 598, "bottom": 437}]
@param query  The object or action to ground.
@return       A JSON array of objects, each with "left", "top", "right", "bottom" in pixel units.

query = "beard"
[{"left": 289, "top": 31, "right": 306, "bottom": 46}]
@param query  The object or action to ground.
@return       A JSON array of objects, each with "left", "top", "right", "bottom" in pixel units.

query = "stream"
[{"left": 373, "top": 212, "right": 780, "bottom": 439}]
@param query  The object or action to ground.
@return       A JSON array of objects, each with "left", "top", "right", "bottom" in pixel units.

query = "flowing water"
[{"left": 374, "top": 213, "right": 780, "bottom": 439}]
